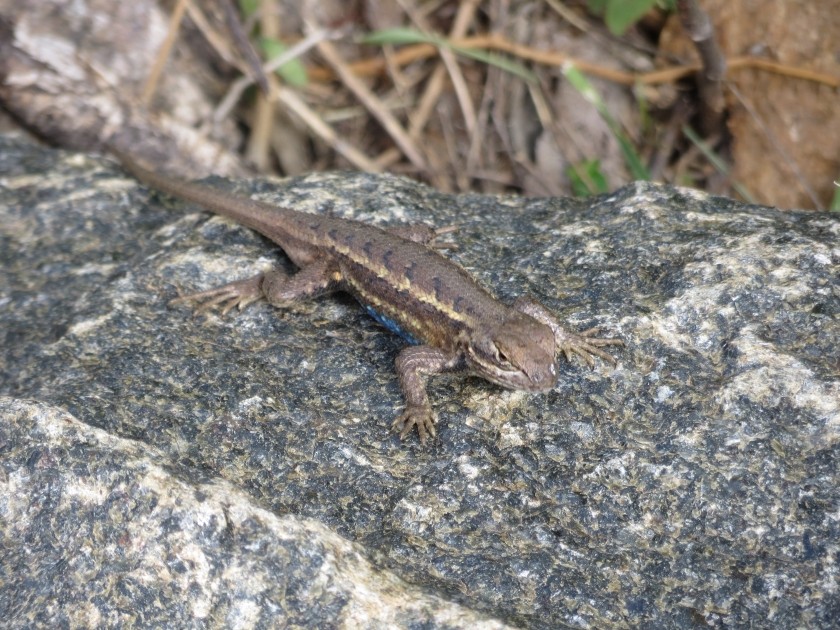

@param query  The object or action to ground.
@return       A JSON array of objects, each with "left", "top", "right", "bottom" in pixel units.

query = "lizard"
[{"left": 114, "top": 151, "right": 622, "bottom": 444}]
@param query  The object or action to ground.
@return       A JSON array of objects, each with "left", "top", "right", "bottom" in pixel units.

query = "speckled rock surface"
[{"left": 1, "top": 136, "right": 838, "bottom": 628}]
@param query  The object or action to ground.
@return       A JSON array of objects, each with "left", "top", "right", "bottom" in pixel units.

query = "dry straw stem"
[
  {"left": 275, "top": 87, "right": 383, "bottom": 173},
  {"left": 142, "top": 0, "right": 189, "bottom": 104},
  {"left": 306, "top": 33, "right": 840, "bottom": 89},
  {"left": 317, "top": 38, "right": 427, "bottom": 172},
  {"left": 374, "top": 0, "right": 480, "bottom": 184}
]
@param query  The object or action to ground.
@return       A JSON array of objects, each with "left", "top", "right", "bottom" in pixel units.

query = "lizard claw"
[
  {"left": 391, "top": 406, "right": 437, "bottom": 445},
  {"left": 558, "top": 327, "right": 624, "bottom": 367}
]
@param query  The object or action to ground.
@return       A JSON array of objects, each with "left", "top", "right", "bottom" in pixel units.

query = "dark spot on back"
[{"left": 432, "top": 276, "right": 443, "bottom": 301}]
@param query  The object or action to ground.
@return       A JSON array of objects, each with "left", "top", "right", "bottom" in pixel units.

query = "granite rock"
[{"left": 1, "top": 136, "right": 838, "bottom": 628}]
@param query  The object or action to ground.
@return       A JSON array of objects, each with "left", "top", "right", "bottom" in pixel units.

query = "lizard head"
[{"left": 465, "top": 311, "right": 557, "bottom": 392}]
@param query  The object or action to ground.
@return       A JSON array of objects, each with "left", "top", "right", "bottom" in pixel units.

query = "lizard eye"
[
  {"left": 469, "top": 336, "right": 516, "bottom": 370},
  {"left": 495, "top": 347, "right": 515, "bottom": 368}
]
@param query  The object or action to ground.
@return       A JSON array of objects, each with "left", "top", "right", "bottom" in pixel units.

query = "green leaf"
[
  {"left": 604, "top": 0, "right": 658, "bottom": 35},
  {"left": 361, "top": 28, "right": 441, "bottom": 47},
  {"left": 259, "top": 38, "right": 308, "bottom": 87},
  {"left": 587, "top": 0, "right": 609, "bottom": 15},
  {"left": 239, "top": 0, "right": 260, "bottom": 18}
]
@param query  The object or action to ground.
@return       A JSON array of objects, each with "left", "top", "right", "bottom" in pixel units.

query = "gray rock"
[{"left": 1, "top": 136, "right": 838, "bottom": 628}]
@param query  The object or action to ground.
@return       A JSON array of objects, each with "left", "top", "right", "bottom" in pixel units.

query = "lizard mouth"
[{"left": 477, "top": 366, "right": 557, "bottom": 392}]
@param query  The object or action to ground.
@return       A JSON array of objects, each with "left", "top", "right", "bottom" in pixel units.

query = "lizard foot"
[
  {"left": 170, "top": 274, "right": 264, "bottom": 315},
  {"left": 391, "top": 406, "right": 437, "bottom": 445},
  {"left": 557, "top": 327, "right": 624, "bottom": 367}
]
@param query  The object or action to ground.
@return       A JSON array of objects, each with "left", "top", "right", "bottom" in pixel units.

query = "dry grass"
[{"left": 151, "top": 0, "right": 840, "bottom": 207}]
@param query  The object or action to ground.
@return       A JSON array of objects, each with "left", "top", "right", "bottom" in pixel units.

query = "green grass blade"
[
  {"left": 563, "top": 64, "right": 650, "bottom": 180},
  {"left": 682, "top": 125, "right": 755, "bottom": 203},
  {"left": 362, "top": 28, "right": 535, "bottom": 82}
]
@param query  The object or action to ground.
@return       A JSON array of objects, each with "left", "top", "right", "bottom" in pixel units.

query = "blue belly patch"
[{"left": 363, "top": 304, "right": 420, "bottom": 345}]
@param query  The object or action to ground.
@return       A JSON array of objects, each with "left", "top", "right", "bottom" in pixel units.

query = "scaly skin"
[{"left": 115, "top": 151, "right": 622, "bottom": 444}]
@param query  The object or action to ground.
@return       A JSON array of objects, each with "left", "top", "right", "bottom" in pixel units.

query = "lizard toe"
[{"left": 392, "top": 407, "right": 437, "bottom": 444}]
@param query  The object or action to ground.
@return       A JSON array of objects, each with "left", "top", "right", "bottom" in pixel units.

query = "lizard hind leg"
[
  {"left": 170, "top": 258, "right": 340, "bottom": 315},
  {"left": 260, "top": 258, "right": 340, "bottom": 307}
]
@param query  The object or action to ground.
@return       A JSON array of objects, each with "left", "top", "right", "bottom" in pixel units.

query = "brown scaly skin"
[{"left": 114, "top": 151, "right": 622, "bottom": 444}]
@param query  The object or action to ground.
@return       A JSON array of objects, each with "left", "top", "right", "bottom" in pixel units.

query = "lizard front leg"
[
  {"left": 513, "top": 296, "right": 623, "bottom": 366},
  {"left": 171, "top": 258, "right": 340, "bottom": 314},
  {"left": 392, "top": 345, "right": 462, "bottom": 444}
]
